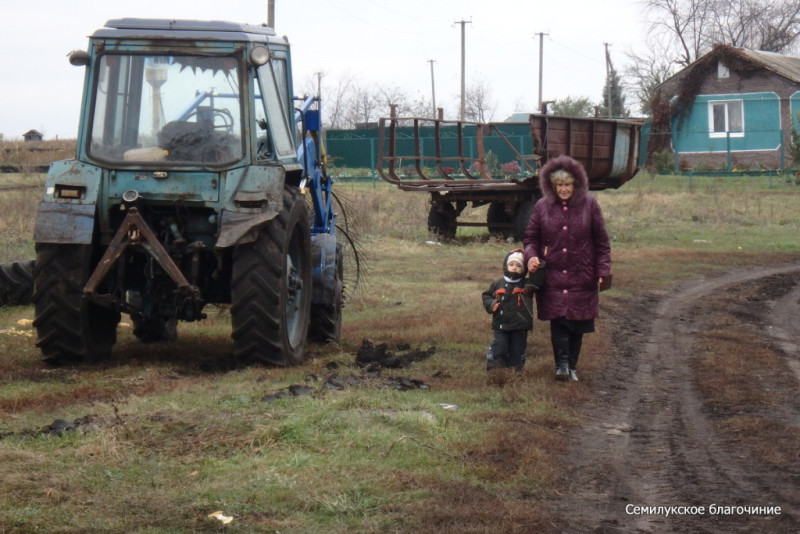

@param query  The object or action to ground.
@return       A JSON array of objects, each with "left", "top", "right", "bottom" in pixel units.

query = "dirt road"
[{"left": 551, "top": 265, "right": 800, "bottom": 533}]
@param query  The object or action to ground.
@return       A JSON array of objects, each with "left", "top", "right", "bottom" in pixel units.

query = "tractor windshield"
[{"left": 88, "top": 54, "right": 244, "bottom": 166}]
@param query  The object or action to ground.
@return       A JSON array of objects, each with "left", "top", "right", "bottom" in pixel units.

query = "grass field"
[{"left": 1, "top": 171, "right": 799, "bottom": 532}]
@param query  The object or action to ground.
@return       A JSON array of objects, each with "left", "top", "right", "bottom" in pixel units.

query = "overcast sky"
[{"left": 0, "top": 0, "right": 647, "bottom": 139}]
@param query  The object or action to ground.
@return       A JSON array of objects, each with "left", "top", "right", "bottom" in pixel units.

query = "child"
[{"left": 481, "top": 249, "right": 534, "bottom": 371}]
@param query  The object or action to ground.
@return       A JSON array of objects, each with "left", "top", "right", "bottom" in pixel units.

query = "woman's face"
[{"left": 554, "top": 180, "right": 575, "bottom": 201}]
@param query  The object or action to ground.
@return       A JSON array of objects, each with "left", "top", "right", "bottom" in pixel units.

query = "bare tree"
[
  {"left": 624, "top": 35, "right": 679, "bottom": 114},
  {"left": 345, "top": 82, "right": 382, "bottom": 129},
  {"left": 463, "top": 77, "right": 497, "bottom": 122},
  {"left": 643, "top": 0, "right": 800, "bottom": 64},
  {"left": 299, "top": 72, "right": 358, "bottom": 130},
  {"left": 643, "top": 0, "right": 716, "bottom": 66},
  {"left": 630, "top": 0, "right": 800, "bottom": 116},
  {"left": 751, "top": 0, "right": 800, "bottom": 52}
]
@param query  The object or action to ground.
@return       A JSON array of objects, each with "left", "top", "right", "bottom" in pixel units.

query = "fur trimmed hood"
[{"left": 539, "top": 155, "right": 589, "bottom": 204}]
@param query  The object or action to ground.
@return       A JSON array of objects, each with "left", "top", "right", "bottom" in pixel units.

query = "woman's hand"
[{"left": 527, "top": 257, "right": 540, "bottom": 272}]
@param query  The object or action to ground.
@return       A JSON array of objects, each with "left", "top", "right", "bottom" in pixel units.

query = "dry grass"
[
  {"left": 0, "top": 173, "right": 800, "bottom": 531},
  {"left": 0, "top": 139, "right": 74, "bottom": 170}
]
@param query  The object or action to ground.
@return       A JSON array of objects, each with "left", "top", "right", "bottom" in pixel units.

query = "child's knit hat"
[{"left": 506, "top": 251, "right": 524, "bottom": 269}]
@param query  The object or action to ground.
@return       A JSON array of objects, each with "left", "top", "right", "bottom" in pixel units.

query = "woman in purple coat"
[{"left": 523, "top": 155, "right": 611, "bottom": 382}]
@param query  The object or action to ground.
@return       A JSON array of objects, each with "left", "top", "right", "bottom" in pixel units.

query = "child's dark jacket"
[{"left": 482, "top": 251, "right": 534, "bottom": 332}]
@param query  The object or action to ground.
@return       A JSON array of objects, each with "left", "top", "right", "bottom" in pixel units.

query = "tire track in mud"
[{"left": 551, "top": 264, "right": 800, "bottom": 534}]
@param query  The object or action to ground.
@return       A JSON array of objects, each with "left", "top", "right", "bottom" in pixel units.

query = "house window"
[
  {"left": 709, "top": 100, "right": 744, "bottom": 138},
  {"left": 717, "top": 62, "right": 730, "bottom": 79}
]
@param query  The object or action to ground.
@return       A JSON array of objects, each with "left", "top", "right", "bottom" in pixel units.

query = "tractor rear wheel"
[
  {"left": 33, "top": 244, "right": 120, "bottom": 365},
  {"left": 231, "top": 186, "right": 312, "bottom": 365}
]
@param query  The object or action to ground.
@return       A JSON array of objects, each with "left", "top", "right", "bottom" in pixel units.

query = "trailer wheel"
[
  {"left": 428, "top": 202, "right": 457, "bottom": 240},
  {"left": 487, "top": 202, "right": 513, "bottom": 237},
  {"left": 0, "top": 259, "right": 35, "bottom": 307},
  {"left": 33, "top": 244, "right": 120, "bottom": 365},
  {"left": 231, "top": 186, "right": 312, "bottom": 366},
  {"left": 513, "top": 200, "right": 537, "bottom": 242}
]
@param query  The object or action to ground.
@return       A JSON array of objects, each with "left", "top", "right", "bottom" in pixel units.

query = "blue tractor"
[{"left": 32, "top": 19, "right": 344, "bottom": 365}]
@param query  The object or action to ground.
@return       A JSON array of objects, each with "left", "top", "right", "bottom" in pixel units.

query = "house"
[
  {"left": 649, "top": 44, "right": 800, "bottom": 172},
  {"left": 23, "top": 129, "right": 44, "bottom": 142}
]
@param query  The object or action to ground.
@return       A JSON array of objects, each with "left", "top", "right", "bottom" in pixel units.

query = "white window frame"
[
  {"left": 717, "top": 62, "right": 730, "bottom": 79},
  {"left": 708, "top": 100, "right": 744, "bottom": 138}
]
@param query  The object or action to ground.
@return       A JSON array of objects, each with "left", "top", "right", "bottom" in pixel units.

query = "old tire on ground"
[
  {"left": 0, "top": 259, "right": 35, "bottom": 307},
  {"left": 231, "top": 186, "right": 312, "bottom": 365},
  {"left": 33, "top": 245, "right": 120, "bottom": 365},
  {"left": 309, "top": 243, "right": 344, "bottom": 343},
  {"left": 427, "top": 202, "right": 457, "bottom": 240},
  {"left": 513, "top": 200, "right": 537, "bottom": 242},
  {"left": 487, "top": 201, "right": 513, "bottom": 238}
]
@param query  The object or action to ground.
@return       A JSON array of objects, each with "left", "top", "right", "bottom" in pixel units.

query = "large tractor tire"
[
  {"left": 309, "top": 243, "right": 344, "bottom": 343},
  {"left": 0, "top": 259, "right": 35, "bottom": 307},
  {"left": 231, "top": 186, "right": 312, "bottom": 366},
  {"left": 33, "top": 244, "right": 120, "bottom": 365}
]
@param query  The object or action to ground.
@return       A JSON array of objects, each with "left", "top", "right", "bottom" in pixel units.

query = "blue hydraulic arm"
[{"left": 295, "top": 95, "right": 335, "bottom": 236}]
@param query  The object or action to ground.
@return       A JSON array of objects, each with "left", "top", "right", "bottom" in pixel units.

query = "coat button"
[
  {"left": 562, "top": 248, "right": 567, "bottom": 253},
  {"left": 562, "top": 225, "right": 568, "bottom": 231},
  {"left": 562, "top": 270, "right": 567, "bottom": 274},
  {"left": 563, "top": 289, "right": 568, "bottom": 294}
]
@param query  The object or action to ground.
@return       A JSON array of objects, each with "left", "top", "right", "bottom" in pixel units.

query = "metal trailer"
[{"left": 377, "top": 107, "right": 643, "bottom": 240}]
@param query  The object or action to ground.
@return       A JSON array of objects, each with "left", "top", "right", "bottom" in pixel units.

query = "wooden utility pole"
[
  {"left": 455, "top": 19, "right": 471, "bottom": 121},
  {"left": 604, "top": 42, "right": 612, "bottom": 119},
  {"left": 535, "top": 32, "right": 548, "bottom": 113},
  {"left": 268, "top": 0, "right": 275, "bottom": 27},
  {"left": 428, "top": 59, "right": 437, "bottom": 119}
]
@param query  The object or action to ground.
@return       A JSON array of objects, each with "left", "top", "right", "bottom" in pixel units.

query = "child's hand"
[{"left": 491, "top": 301, "right": 500, "bottom": 313}]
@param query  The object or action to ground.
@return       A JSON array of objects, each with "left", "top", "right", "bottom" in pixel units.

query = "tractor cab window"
[
  {"left": 256, "top": 58, "right": 295, "bottom": 159},
  {"left": 88, "top": 54, "right": 244, "bottom": 166}
]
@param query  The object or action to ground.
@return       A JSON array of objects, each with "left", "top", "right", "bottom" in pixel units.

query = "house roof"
[
  {"left": 657, "top": 44, "right": 800, "bottom": 91},
  {"left": 737, "top": 48, "right": 800, "bottom": 83}
]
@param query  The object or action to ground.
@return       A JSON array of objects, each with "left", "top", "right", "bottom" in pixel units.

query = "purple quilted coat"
[{"left": 523, "top": 156, "right": 611, "bottom": 321}]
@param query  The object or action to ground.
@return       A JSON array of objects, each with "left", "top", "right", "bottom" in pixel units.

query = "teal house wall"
[{"left": 673, "top": 93, "right": 782, "bottom": 155}]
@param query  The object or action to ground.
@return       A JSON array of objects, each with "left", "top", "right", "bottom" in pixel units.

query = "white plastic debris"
[{"left": 208, "top": 511, "right": 233, "bottom": 524}]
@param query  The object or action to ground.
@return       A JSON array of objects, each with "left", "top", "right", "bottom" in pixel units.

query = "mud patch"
[
  {"left": 355, "top": 339, "right": 436, "bottom": 369},
  {"left": 549, "top": 265, "right": 800, "bottom": 533}
]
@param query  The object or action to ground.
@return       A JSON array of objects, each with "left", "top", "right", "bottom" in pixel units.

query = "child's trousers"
[{"left": 488, "top": 329, "right": 528, "bottom": 370}]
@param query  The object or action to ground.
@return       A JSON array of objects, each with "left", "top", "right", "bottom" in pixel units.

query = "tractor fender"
[
  {"left": 216, "top": 165, "right": 287, "bottom": 248},
  {"left": 33, "top": 160, "right": 102, "bottom": 245},
  {"left": 215, "top": 208, "right": 281, "bottom": 248}
]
